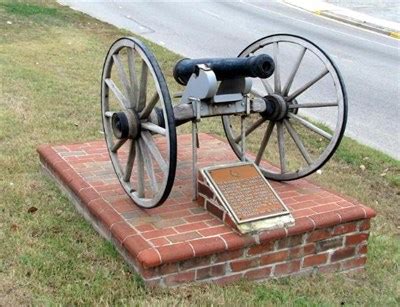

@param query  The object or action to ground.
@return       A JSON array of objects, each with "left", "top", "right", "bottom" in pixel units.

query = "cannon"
[{"left": 101, "top": 34, "right": 347, "bottom": 208}]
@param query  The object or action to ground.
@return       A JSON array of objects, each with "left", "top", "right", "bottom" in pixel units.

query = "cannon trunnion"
[{"left": 101, "top": 34, "right": 347, "bottom": 208}]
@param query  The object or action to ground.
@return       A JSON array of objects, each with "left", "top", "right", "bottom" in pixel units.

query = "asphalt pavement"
[{"left": 59, "top": 0, "right": 400, "bottom": 159}]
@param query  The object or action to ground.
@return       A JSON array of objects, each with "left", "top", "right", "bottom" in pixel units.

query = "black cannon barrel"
[{"left": 173, "top": 54, "right": 275, "bottom": 85}]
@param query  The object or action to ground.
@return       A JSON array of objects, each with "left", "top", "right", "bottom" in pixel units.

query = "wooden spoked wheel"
[
  {"left": 222, "top": 34, "right": 348, "bottom": 181},
  {"left": 101, "top": 37, "right": 177, "bottom": 208}
]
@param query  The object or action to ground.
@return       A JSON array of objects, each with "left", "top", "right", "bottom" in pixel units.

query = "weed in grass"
[{"left": 1, "top": 0, "right": 399, "bottom": 305}]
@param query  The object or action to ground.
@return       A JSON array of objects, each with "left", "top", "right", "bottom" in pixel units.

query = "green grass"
[{"left": 1, "top": 0, "right": 399, "bottom": 305}]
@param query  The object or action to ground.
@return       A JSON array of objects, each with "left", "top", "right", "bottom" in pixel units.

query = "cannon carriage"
[{"left": 101, "top": 34, "right": 347, "bottom": 209}]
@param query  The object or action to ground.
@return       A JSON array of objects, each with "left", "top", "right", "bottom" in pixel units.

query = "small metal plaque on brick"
[{"left": 203, "top": 162, "right": 290, "bottom": 224}]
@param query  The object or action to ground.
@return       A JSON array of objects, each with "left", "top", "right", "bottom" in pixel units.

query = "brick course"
[{"left": 38, "top": 133, "right": 376, "bottom": 286}]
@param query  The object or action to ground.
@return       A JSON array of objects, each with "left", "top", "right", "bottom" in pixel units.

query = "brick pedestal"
[{"left": 37, "top": 133, "right": 375, "bottom": 286}]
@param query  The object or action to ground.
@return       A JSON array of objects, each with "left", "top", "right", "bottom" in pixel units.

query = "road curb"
[{"left": 284, "top": 0, "right": 400, "bottom": 39}]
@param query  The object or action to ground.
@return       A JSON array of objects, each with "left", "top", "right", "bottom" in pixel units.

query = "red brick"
[
  {"left": 345, "top": 233, "right": 369, "bottom": 245},
  {"left": 244, "top": 267, "right": 272, "bottom": 280},
  {"left": 215, "top": 250, "right": 244, "bottom": 263},
  {"left": 150, "top": 237, "right": 169, "bottom": 247},
  {"left": 331, "top": 246, "right": 356, "bottom": 262},
  {"left": 358, "top": 219, "right": 370, "bottom": 231},
  {"left": 80, "top": 187, "right": 100, "bottom": 205},
  {"left": 184, "top": 213, "right": 214, "bottom": 223},
  {"left": 70, "top": 177, "right": 90, "bottom": 194},
  {"left": 168, "top": 232, "right": 201, "bottom": 243},
  {"left": 196, "top": 194, "right": 205, "bottom": 206},
  {"left": 319, "top": 231, "right": 344, "bottom": 248},
  {"left": 197, "top": 264, "right": 226, "bottom": 280},
  {"left": 303, "top": 254, "right": 328, "bottom": 268},
  {"left": 111, "top": 221, "right": 137, "bottom": 243},
  {"left": 293, "top": 209, "right": 315, "bottom": 218},
  {"left": 164, "top": 271, "right": 196, "bottom": 286},
  {"left": 190, "top": 237, "right": 226, "bottom": 257},
  {"left": 123, "top": 235, "right": 152, "bottom": 257},
  {"left": 342, "top": 257, "right": 367, "bottom": 270},
  {"left": 307, "top": 229, "right": 331, "bottom": 242},
  {"left": 198, "top": 225, "right": 231, "bottom": 237},
  {"left": 214, "top": 273, "right": 242, "bottom": 285},
  {"left": 289, "top": 243, "right": 315, "bottom": 259},
  {"left": 206, "top": 201, "right": 224, "bottom": 220},
  {"left": 175, "top": 222, "right": 208, "bottom": 233},
  {"left": 230, "top": 258, "right": 259, "bottom": 272},
  {"left": 293, "top": 195, "right": 318, "bottom": 202},
  {"left": 87, "top": 198, "right": 111, "bottom": 218},
  {"left": 274, "top": 260, "right": 301, "bottom": 276},
  {"left": 157, "top": 242, "right": 194, "bottom": 264},
  {"left": 338, "top": 207, "right": 366, "bottom": 223},
  {"left": 332, "top": 222, "right": 357, "bottom": 236},
  {"left": 358, "top": 244, "right": 368, "bottom": 255},
  {"left": 142, "top": 228, "right": 177, "bottom": 239},
  {"left": 312, "top": 203, "right": 341, "bottom": 213},
  {"left": 310, "top": 212, "right": 341, "bottom": 229},
  {"left": 260, "top": 250, "right": 289, "bottom": 266},
  {"left": 198, "top": 182, "right": 214, "bottom": 199},
  {"left": 287, "top": 217, "right": 314, "bottom": 236},
  {"left": 278, "top": 235, "right": 304, "bottom": 249},
  {"left": 180, "top": 256, "right": 211, "bottom": 270},
  {"left": 137, "top": 248, "right": 162, "bottom": 268},
  {"left": 223, "top": 213, "right": 238, "bottom": 230},
  {"left": 98, "top": 209, "right": 123, "bottom": 229},
  {"left": 314, "top": 196, "right": 342, "bottom": 205},
  {"left": 248, "top": 242, "right": 274, "bottom": 256},
  {"left": 221, "top": 233, "right": 256, "bottom": 250},
  {"left": 135, "top": 224, "right": 155, "bottom": 233},
  {"left": 159, "top": 263, "right": 179, "bottom": 275},
  {"left": 112, "top": 200, "right": 135, "bottom": 213},
  {"left": 318, "top": 263, "right": 341, "bottom": 274},
  {"left": 259, "top": 228, "right": 287, "bottom": 244}
]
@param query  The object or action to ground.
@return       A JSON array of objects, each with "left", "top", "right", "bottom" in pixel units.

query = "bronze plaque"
[{"left": 203, "top": 163, "right": 289, "bottom": 224}]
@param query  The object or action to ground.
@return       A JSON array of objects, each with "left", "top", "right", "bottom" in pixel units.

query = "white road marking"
[{"left": 240, "top": 1, "right": 399, "bottom": 50}]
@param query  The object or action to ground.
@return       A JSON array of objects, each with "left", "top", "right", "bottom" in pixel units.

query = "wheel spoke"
[
  {"left": 277, "top": 121, "right": 287, "bottom": 173},
  {"left": 135, "top": 141, "right": 145, "bottom": 198},
  {"left": 137, "top": 61, "right": 148, "bottom": 112},
  {"left": 141, "top": 122, "right": 166, "bottom": 136},
  {"left": 287, "top": 68, "right": 329, "bottom": 101},
  {"left": 289, "top": 113, "right": 332, "bottom": 140},
  {"left": 284, "top": 119, "right": 312, "bottom": 165},
  {"left": 105, "top": 78, "right": 130, "bottom": 109},
  {"left": 139, "top": 138, "right": 158, "bottom": 193},
  {"left": 260, "top": 79, "right": 273, "bottom": 95},
  {"left": 112, "top": 54, "right": 134, "bottom": 107},
  {"left": 273, "top": 42, "right": 281, "bottom": 93},
  {"left": 289, "top": 102, "right": 338, "bottom": 109},
  {"left": 255, "top": 121, "right": 275, "bottom": 165},
  {"left": 282, "top": 46, "right": 306, "bottom": 96},
  {"left": 141, "top": 131, "right": 167, "bottom": 173},
  {"left": 234, "top": 117, "right": 266, "bottom": 143},
  {"left": 111, "top": 138, "right": 127, "bottom": 153},
  {"left": 140, "top": 92, "right": 159, "bottom": 119},
  {"left": 123, "top": 140, "right": 136, "bottom": 182},
  {"left": 127, "top": 47, "right": 139, "bottom": 107},
  {"left": 250, "top": 88, "right": 264, "bottom": 98}
]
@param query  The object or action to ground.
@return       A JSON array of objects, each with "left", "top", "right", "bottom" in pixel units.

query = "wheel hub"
[
  {"left": 111, "top": 110, "right": 140, "bottom": 139},
  {"left": 261, "top": 94, "right": 288, "bottom": 121}
]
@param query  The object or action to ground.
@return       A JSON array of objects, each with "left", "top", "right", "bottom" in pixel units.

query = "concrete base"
[{"left": 38, "top": 133, "right": 376, "bottom": 286}]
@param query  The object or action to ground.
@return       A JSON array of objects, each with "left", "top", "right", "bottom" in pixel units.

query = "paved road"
[{"left": 60, "top": 0, "right": 400, "bottom": 159}]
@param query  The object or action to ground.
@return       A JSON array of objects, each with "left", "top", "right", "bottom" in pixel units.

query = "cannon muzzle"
[{"left": 173, "top": 54, "right": 275, "bottom": 85}]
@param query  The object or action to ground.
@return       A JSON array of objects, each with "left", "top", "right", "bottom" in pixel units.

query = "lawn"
[{"left": 0, "top": 0, "right": 399, "bottom": 305}]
